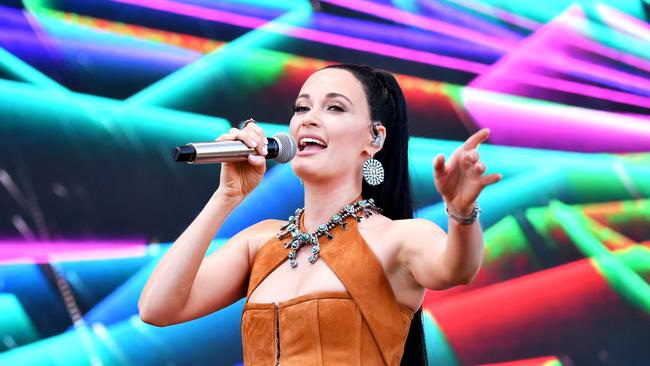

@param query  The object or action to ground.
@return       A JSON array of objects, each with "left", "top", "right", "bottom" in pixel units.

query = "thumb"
[{"left": 433, "top": 154, "right": 446, "bottom": 177}]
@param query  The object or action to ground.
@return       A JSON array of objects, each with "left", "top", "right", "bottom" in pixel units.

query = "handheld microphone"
[{"left": 172, "top": 133, "right": 297, "bottom": 164}]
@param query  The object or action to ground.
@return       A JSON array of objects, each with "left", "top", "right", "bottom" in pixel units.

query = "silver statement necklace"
[{"left": 277, "top": 198, "right": 381, "bottom": 268}]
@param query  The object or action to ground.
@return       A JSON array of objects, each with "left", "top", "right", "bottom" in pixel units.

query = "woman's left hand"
[{"left": 433, "top": 128, "right": 502, "bottom": 216}]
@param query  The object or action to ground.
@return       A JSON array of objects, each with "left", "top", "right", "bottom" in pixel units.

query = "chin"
[
  {"left": 291, "top": 159, "right": 316, "bottom": 176},
  {"left": 291, "top": 159, "right": 328, "bottom": 182}
]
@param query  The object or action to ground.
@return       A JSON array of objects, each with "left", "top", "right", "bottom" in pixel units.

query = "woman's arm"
[
  {"left": 139, "top": 122, "right": 270, "bottom": 326},
  {"left": 439, "top": 216, "right": 484, "bottom": 284},
  {"left": 399, "top": 128, "right": 500, "bottom": 290},
  {"left": 396, "top": 218, "right": 447, "bottom": 290},
  {"left": 139, "top": 191, "right": 245, "bottom": 326},
  {"left": 397, "top": 216, "right": 482, "bottom": 291}
]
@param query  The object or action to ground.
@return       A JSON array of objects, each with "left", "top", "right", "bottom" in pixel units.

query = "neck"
[{"left": 302, "top": 179, "right": 362, "bottom": 232}]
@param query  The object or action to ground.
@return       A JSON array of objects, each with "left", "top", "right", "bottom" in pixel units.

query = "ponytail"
[{"left": 323, "top": 64, "right": 427, "bottom": 365}]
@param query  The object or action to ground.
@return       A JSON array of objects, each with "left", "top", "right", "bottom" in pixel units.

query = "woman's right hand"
[{"left": 215, "top": 121, "right": 268, "bottom": 201}]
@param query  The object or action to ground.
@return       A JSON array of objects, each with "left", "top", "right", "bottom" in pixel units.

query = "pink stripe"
[
  {"left": 284, "top": 27, "right": 488, "bottom": 74},
  {"left": 572, "top": 36, "right": 650, "bottom": 75},
  {"left": 471, "top": 5, "right": 650, "bottom": 109},
  {"left": 517, "top": 53, "right": 650, "bottom": 95},
  {"left": 111, "top": 0, "right": 488, "bottom": 74},
  {"left": 484, "top": 70, "right": 650, "bottom": 109},
  {"left": 463, "top": 88, "right": 650, "bottom": 152},
  {"left": 0, "top": 241, "right": 148, "bottom": 264},
  {"left": 321, "top": 0, "right": 515, "bottom": 51}
]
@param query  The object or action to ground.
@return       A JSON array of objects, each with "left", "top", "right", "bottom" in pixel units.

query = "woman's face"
[{"left": 289, "top": 68, "right": 376, "bottom": 184}]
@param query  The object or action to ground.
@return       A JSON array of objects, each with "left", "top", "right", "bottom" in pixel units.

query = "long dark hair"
[{"left": 323, "top": 64, "right": 427, "bottom": 365}]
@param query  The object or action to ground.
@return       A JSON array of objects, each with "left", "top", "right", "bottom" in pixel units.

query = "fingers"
[
  {"left": 248, "top": 153, "right": 266, "bottom": 167},
  {"left": 466, "top": 154, "right": 486, "bottom": 177},
  {"left": 464, "top": 149, "right": 479, "bottom": 165},
  {"left": 433, "top": 154, "right": 446, "bottom": 177},
  {"left": 474, "top": 162, "right": 486, "bottom": 175},
  {"left": 481, "top": 173, "right": 502, "bottom": 186},
  {"left": 231, "top": 126, "right": 265, "bottom": 156},
  {"left": 463, "top": 149, "right": 501, "bottom": 186},
  {"left": 215, "top": 133, "right": 236, "bottom": 142},
  {"left": 463, "top": 128, "right": 490, "bottom": 150},
  {"left": 458, "top": 149, "right": 479, "bottom": 174},
  {"left": 242, "top": 122, "right": 268, "bottom": 156},
  {"left": 215, "top": 125, "right": 268, "bottom": 157},
  {"left": 245, "top": 122, "right": 268, "bottom": 146}
]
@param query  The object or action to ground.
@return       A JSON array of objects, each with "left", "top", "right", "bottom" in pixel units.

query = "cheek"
[
  {"left": 328, "top": 130, "right": 368, "bottom": 163},
  {"left": 288, "top": 115, "right": 300, "bottom": 135},
  {"left": 330, "top": 124, "right": 367, "bottom": 148}
]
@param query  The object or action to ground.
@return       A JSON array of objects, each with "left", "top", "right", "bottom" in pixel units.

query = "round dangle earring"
[
  {"left": 362, "top": 156, "right": 384, "bottom": 185},
  {"left": 363, "top": 124, "right": 384, "bottom": 186}
]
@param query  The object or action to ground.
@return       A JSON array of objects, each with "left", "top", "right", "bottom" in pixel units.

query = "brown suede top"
[{"left": 241, "top": 209, "right": 414, "bottom": 365}]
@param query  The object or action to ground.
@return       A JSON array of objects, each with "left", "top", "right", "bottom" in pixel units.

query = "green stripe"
[{"left": 549, "top": 200, "right": 650, "bottom": 314}]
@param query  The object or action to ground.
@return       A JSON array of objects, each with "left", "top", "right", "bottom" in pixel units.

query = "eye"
[
  {"left": 294, "top": 105, "right": 310, "bottom": 113},
  {"left": 327, "top": 104, "right": 344, "bottom": 112}
]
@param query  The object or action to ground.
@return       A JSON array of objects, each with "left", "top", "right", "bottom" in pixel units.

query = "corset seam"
[
  {"left": 314, "top": 301, "right": 323, "bottom": 366},
  {"left": 355, "top": 305, "right": 362, "bottom": 366}
]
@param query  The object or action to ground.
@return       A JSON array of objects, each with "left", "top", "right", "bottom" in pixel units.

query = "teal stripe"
[{"left": 422, "top": 309, "right": 460, "bottom": 366}]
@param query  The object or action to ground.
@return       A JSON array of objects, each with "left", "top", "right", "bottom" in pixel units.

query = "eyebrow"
[{"left": 296, "top": 93, "right": 353, "bottom": 105}]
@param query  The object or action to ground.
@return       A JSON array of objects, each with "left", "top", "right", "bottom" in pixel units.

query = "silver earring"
[
  {"left": 371, "top": 122, "right": 383, "bottom": 148},
  {"left": 362, "top": 157, "right": 384, "bottom": 185},
  {"left": 371, "top": 135, "right": 382, "bottom": 148}
]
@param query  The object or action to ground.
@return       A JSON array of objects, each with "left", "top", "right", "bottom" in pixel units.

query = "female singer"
[{"left": 138, "top": 64, "right": 501, "bottom": 365}]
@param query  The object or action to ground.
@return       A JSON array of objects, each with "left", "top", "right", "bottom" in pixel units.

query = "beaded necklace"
[{"left": 277, "top": 198, "right": 381, "bottom": 268}]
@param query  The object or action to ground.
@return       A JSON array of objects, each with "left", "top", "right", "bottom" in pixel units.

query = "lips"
[{"left": 297, "top": 136, "right": 328, "bottom": 156}]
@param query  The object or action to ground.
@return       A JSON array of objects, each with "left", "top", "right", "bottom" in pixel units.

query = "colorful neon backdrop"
[{"left": 0, "top": 0, "right": 649, "bottom": 365}]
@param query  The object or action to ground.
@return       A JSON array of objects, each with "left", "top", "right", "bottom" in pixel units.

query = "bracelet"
[{"left": 445, "top": 202, "right": 481, "bottom": 225}]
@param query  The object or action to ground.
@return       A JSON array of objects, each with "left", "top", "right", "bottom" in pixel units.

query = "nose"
[{"left": 301, "top": 114, "right": 321, "bottom": 128}]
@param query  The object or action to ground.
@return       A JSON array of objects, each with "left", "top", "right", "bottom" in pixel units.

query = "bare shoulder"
[
  {"left": 242, "top": 219, "right": 287, "bottom": 264},
  {"left": 394, "top": 218, "right": 447, "bottom": 239},
  {"left": 244, "top": 218, "right": 286, "bottom": 236},
  {"left": 393, "top": 218, "right": 447, "bottom": 258},
  {"left": 358, "top": 214, "right": 446, "bottom": 243}
]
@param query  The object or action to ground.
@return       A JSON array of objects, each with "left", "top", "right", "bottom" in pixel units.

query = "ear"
[{"left": 366, "top": 122, "right": 386, "bottom": 156}]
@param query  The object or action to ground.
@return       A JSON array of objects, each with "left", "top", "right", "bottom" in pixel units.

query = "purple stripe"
[{"left": 111, "top": 0, "right": 489, "bottom": 73}]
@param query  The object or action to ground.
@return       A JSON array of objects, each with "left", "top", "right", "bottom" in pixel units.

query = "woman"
[{"left": 139, "top": 64, "right": 501, "bottom": 365}]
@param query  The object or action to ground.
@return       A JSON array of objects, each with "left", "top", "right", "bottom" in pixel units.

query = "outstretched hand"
[{"left": 433, "top": 128, "right": 502, "bottom": 216}]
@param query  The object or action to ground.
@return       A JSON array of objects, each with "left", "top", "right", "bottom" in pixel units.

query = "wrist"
[
  {"left": 444, "top": 201, "right": 475, "bottom": 217},
  {"left": 445, "top": 201, "right": 480, "bottom": 225},
  {"left": 213, "top": 189, "right": 245, "bottom": 208}
]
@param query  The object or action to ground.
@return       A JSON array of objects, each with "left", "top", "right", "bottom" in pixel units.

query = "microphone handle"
[{"left": 171, "top": 139, "right": 280, "bottom": 164}]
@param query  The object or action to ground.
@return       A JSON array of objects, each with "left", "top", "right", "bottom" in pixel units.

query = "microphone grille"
[{"left": 273, "top": 133, "right": 297, "bottom": 163}]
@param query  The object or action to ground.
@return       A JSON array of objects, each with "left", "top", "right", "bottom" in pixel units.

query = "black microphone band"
[
  {"left": 172, "top": 145, "right": 196, "bottom": 162},
  {"left": 266, "top": 138, "right": 279, "bottom": 159}
]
